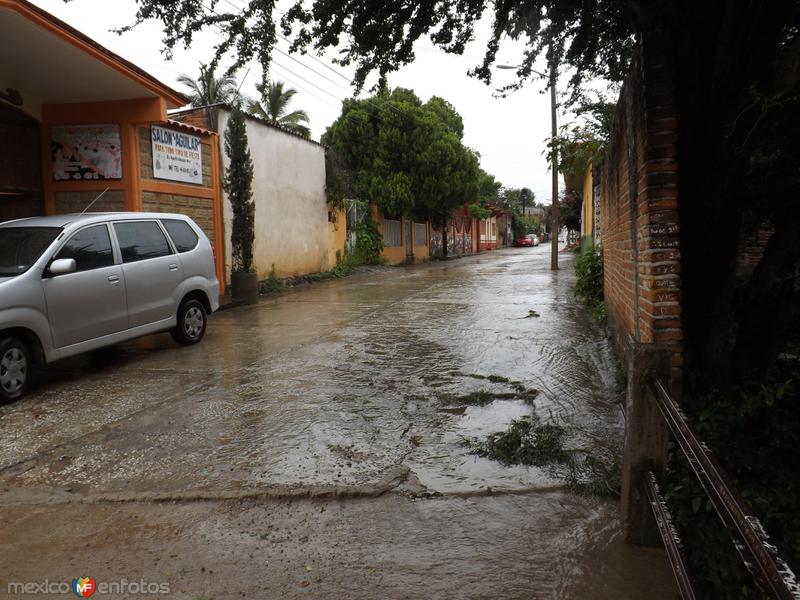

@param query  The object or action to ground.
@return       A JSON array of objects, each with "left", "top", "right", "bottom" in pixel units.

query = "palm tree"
[
  {"left": 247, "top": 80, "right": 311, "bottom": 138},
  {"left": 177, "top": 64, "right": 238, "bottom": 107}
]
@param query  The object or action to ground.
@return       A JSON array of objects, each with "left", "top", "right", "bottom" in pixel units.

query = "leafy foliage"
[
  {"left": 247, "top": 79, "right": 311, "bottom": 138},
  {"left": 513, "top": 215, "right": 540, "bottom": 238},
  {"left": 177, "top": 63, "right": 238, "bottom": 106},
  {"left": 260, "top": 265, "right": 283, "bottom": 295},
  {"left": 468, "top": 203, "right": 491, "bottom": 221},
  {"left": 321, "top": 87, "right": 479, "bottom": 219},
  {"left": 477, "top": 169, "right": 502, "bottom": 204},
  {"left": 498, "top": 187, "right": 535, "bottom": 215},
  {"left": 664, "top": 367, "right": 800, "bottom": 598},
  {"left": 559, "top": 189, "right": 582, "bottom": 233},
  {"left": 552, "top": 94, "right": 616, "bottom": 181},
  {"left": 120, "top": 0, "right": 642, "bottom": 101},
  {"left": 222, "top": 104, "right": 255, "bottom": 273},
  {"left": 575, "top": 244, "right": 603, "bottom": 306},
  {"left": 467, "top": 416, "right": 622, "bottom": 498},
  {"left": 471, "top": 418, "right": 571, "bottom": 467},
  {"left": 352, "top": 216, "right": 384, "bottom": 265}
]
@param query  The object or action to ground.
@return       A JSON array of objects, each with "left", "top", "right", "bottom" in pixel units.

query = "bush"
[
  {"left": 664, "top": 368, "right": 800, "bottom": 598},
  {"left": 260, "top": 265, "right": 283, "bottom": 295},
  {"left": 353, "top": 216, "right": 384, "bottom": 264},
  {"left": 575, "top": 244, "right": 604, "bottom": 306}
]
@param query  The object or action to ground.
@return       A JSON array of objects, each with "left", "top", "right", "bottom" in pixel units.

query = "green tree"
[
  {"left": 247, "top": 79, "right": 311, "bottom": 138},
  {"left": 477, "top": 169, "right": 502, "bottom": 204},
  {"left": 177, "top": 64, "right": 238, "bottom": 107},
  {"left": 222, "top": 104, "right": 255, "bottom": 273},
  {"left": 322, "top": 88, "right": 479, "bottom": 248},
  {"left": 559, "top": 190, "right": 581, "bottom": 233}
]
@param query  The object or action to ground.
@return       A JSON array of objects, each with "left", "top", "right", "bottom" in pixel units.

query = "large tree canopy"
[
  {"left": 117, "top": 1, "right": 640, "bottom": 96},
  {"left": 322, "top": 87, "right": 479, "bottom": 220}
]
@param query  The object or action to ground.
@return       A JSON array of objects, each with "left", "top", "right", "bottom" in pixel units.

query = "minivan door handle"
[
  {"left": 168, "top": 263, "right": 179, "bottom": 272},
  {"left": 107, "top": 275, "right": 120, "bottom": 283}
]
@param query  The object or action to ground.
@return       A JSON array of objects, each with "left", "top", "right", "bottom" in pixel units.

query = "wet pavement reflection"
[{"left": 0, "top": 246, "right": 676, "bottom": 599}]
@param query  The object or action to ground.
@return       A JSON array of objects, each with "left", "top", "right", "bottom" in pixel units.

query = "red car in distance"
[{"left": 516, "top": 234, "right": 539, "bottom": 247}]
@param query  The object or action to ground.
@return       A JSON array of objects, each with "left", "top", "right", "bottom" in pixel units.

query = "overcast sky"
[{"left": 31, "top": 0, "right": 573, "bottom": 203}]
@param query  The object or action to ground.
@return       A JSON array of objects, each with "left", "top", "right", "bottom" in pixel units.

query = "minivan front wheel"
[
  {"left": 171, "top": 299, "right": 207, "bottom": 346},
  {"left": 0, "top": 337, "right": 30, "bottom": 402}
]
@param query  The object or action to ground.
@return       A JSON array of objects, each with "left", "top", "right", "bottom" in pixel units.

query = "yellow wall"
[
  {"left": 581, "top": 167, "right": 594, "bottom": 240},
  {"left": 412, "top": 219, "right": 430, "bottom": 261},
  {"left": 373, "top": 204, "right": 430, "bottom": 265},
  {"left": 327, "top": 205, "right": 347, "bottom": 268}
]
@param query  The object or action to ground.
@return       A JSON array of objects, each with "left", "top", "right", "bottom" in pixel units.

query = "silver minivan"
[{"left": 0, "top": 212, "right": 219, "bottom": 401}]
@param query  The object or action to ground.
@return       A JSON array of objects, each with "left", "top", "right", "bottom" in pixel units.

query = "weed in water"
[
  {"left": 517, "top": 388, "right": 539, "bottom": 404},
  {"left": 469, "top": 418, "right": 572, "bottom": 467},
  {"left": 446, "top": 390, "right": 516, "bottom": 406},
  {"left": 565, "top": 446, "right": 622, "bottom": 497},
  {"left": 467, "top": 417, "right": 622, "bottom": 498}
]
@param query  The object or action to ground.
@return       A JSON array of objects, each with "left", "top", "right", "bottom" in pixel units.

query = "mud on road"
[{"left": 0, "top": 247, "right": 675, "bottom": 599}]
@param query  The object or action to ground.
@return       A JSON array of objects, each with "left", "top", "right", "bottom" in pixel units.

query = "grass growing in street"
[
  {"left": 465, "top": 416, "right": 623, "bottom": 498},
  {"left": 470, "top": 418, "right": 571, "bottom": 467}
]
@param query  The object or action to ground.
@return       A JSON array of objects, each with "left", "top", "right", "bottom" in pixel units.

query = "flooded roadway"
[{"left": 0, "top": 246, "right": 676, "bottom": 599}]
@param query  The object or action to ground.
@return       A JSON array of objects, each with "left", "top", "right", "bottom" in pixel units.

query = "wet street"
[{"left": 0, "top": 246, "right": 675, "bottom": 599}]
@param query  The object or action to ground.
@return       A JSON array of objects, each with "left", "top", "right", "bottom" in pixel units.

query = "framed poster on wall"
[
  {"left": 151, "top": 125, "right": 203, "bottom": 185},
  {"left": 51, "top": 124, "right": 122, "bottom": 180}
]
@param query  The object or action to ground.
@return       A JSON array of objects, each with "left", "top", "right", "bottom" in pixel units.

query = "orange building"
[{"left": 0, "top": 0, "right": 224, "bottom": 290}]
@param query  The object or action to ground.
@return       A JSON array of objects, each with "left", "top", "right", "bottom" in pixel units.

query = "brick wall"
[
  {"left": 141, "top": 191, "right": 215, "bottom": 245},
  {"left": 54, "top": 190, "right": 125, "bottom": 213},
  {"left": 170, "top": 109, "right": 215, "bottom": 132},
  {"left": 599, "top": 38, "right": 683, "bottom": 384}
]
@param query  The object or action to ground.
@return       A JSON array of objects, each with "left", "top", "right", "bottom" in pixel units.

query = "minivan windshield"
[{"left": 0, "top": 227, "right": 62, "bottom": 277}]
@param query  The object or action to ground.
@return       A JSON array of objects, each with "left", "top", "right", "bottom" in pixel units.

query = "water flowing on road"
[{"left": 0, "top": 246, "right": 676, "bottom": 599}]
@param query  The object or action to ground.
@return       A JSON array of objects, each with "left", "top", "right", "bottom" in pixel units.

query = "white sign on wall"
[{"left": 151, "top": 125, "right": 203, "bottom": 185}]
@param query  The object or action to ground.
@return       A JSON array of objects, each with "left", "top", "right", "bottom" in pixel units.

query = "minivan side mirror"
[{"left": 49, "top": 258, "right": 77, "bottom": 275}]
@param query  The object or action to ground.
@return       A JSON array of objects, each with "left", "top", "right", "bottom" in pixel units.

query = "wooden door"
[{"left": 0, "top": 105, "right": 43, "bottom": 222}]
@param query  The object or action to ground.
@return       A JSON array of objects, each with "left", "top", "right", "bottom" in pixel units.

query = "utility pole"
[
  {"left": 495, "top": 59, "right": 559, "bottom": 266},
  {"left": 549, "top": 59, "right": 559, "bottom": 271}
]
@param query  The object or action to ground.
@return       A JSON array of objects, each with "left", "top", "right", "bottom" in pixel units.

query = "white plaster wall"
[{"left": 218, "top": 109, "right": 328, "bottom": 282}]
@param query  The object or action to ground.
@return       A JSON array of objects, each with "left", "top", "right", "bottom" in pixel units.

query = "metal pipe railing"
[
  {"left": 643, "top": 471, "right": 697, "bottom": 600},
  {"left": 648, "top": 377, "right": 800, "bottom": 600}
]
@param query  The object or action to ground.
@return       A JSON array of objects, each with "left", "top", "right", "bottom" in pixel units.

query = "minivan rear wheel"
[
  {"left": 0, "top": 337, "right": 30, "bottom": 402},
  {"left": 171, "top": 299, "right": 207, "bottom": 346}
]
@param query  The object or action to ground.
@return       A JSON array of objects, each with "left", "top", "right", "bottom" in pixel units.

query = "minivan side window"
[
  {"left": 56, "top": 224, "right": 114, "bottom": 272},
  {"left": 113, "top": 221, "right": 172, "bottom": 263},
  {"left": 162, "top": 219, "right": 199, "bottom": 253}
]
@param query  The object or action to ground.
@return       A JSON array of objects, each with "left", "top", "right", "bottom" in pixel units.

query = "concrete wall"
[
  {"left": 599, "top": 40, "right": 682, "bottom": 384},
  {"left": 217, "top": 108, "right": 329, "bottom": 281}
]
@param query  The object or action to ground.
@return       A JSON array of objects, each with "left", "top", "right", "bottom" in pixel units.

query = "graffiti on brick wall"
[{"left": 430, "top": 228, "right": 443, "bottom": 257}]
